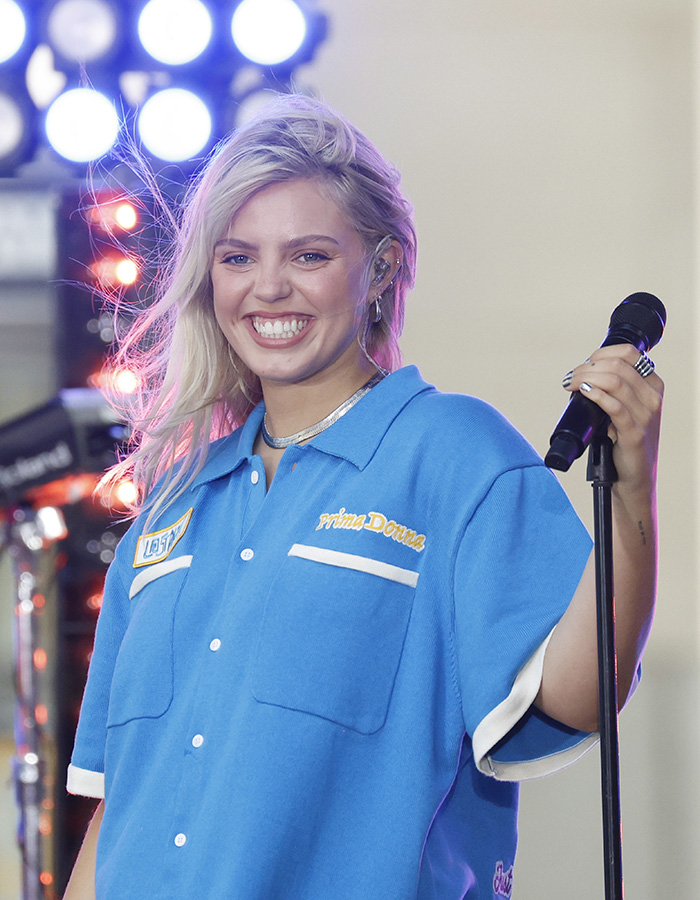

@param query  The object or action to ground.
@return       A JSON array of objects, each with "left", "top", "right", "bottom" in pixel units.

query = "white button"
[
  {"left": 240, "top": 548, "right": 254, "bottom": 561},
  {"left": 209, "top": 638, "right": 221, "bottom": 652},
  {"left": 174, "top": 833, "right": 187, "bottom": 847},
  {"left": 191, "top": 734, "right": 204, "bottom": 748},
  {"left": 251, "top": 470, "right": 260, "bottom": 484}
]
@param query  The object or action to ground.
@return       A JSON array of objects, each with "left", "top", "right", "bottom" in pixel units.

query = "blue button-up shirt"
[{"left": 69, "top": 366, "right": 593, "bottom": 899}]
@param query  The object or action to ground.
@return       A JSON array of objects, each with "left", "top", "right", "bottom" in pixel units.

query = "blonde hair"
[{"left": 105, "top": 93, "right": 417, "bottom": 522}]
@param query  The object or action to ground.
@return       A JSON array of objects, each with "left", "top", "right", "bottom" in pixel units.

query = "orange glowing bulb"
[
  {"left": 113, "top": 368, "right": 140, "bottom": 394},
  {"left": 115, "top": 202, "right": 138, "bottom": 230},
  {"left": 115, "top": 258, "right": 139, "bottom": 285},
  {"left": 115, "top": 480, "right": 138, "bottom": 506}
]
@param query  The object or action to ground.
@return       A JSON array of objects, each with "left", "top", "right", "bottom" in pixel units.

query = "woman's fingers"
[{"left": 561, "top": 345, "right": 664, "bottom": 492}]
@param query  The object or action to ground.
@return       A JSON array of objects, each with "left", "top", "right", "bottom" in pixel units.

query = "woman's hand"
[{"left": 563, "top": 344, "right": 664, "bottom": 500}]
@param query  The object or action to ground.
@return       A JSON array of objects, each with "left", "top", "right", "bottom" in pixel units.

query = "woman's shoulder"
[{"left": 399, "top": 379, "right": 543, "bottom": 470}]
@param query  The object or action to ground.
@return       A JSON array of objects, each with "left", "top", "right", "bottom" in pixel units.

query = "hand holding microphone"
[{"left": 545, "top": 292, "right": 666, "bottom": 474}]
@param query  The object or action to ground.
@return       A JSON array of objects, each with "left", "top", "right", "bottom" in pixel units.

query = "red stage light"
[
  {"left": 90, "top": 254, "right": 140, "bottom": 288},
  {"left": 88, "top": 198, "right": 139, "bottom": 233}
]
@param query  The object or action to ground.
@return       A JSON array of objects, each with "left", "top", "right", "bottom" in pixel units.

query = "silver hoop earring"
[{"left": 370, "top": 295, "right": 382, "bottom": 324}]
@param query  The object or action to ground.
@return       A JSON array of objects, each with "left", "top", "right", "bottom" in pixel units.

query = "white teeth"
[{"left": 252, "top": 317, "right": 308, "bottom": 339}]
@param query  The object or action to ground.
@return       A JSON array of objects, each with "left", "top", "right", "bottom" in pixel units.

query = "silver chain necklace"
[{"left": 261, "top": 372, "right": 384, "bottom": 449}]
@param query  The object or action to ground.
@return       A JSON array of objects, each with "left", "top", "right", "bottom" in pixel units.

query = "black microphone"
[{"left": 544, "top": 292, "right": 666, "bottom": 472}]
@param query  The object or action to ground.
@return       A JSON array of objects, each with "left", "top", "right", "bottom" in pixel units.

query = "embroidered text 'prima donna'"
[{"left": 315, "top": 508, "right": 426, "bottom": 552}]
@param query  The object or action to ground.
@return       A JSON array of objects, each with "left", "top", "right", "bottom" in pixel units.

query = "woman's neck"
[{"left": 260, "top": 360, "right": 378, "bottom": 440}]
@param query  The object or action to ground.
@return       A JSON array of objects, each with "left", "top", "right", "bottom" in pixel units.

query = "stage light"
[
  {"left": 114, "top": 479, "right": 138, "bottom": 506},
  {"left": 90, "top": 254, "right": 139, "bottom": 288},
  {"left": 25, "top": 44, "right": 67, "bottom": 109},
  {"left": 86, "top": 592, "right": 103, "bottom": 610},
  {"left": 231, "top": 0, "right": 307, "bottom": 66},
  {"left": 90, "top": 367, "right": 141, "bottom": 395},
  {"left": 137, "top": 0, "right": 213, "bottom": 65},
  {"left": 0, "top": 0, "right": 329, "bottom": 175},
  {"left": 45, "top": 87, "right": 120, "bottom": 162},
  {"left": 37, "top": 506, "right": 69, "bottom": 542},
  {"left": 112, "top": 368, "right": 139, "bottom": 394},
  {"left": 0, "top": 90, "right": 26, "bottom": 163},
  {"left": 232, "top": 87, "right": 279, "bottom": 127},
  {"left": 87, "top": 197, "right": 139, "bottom": 235},
  {"left": 138, "top": 88, "right": 212, "bottom": 161},
  {"left": 46, "top": 0, "right": 119, "bottom": 65},
  {"left": 115, "top": 258, "right": 138, "bottom": 285},
  {"left": 0, "top": 0, "right": 27, "bottom": 65},
  {"left": 115, "top": 202, "right": 137, "bottom": 229}
]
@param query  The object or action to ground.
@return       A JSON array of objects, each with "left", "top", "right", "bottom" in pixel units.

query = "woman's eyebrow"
[
  {"left": 214, "top": 234, "right": 341, "bottom": 251},
  {"left": 286, "top": 234, "right": 341, "bottom": 248},
  {"left": 213, "top": 238, "right": 257, "bottom": 251}
]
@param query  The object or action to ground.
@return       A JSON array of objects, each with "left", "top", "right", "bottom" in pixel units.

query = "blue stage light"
[
  {"left": 231, "top": 0, "right": 307, "bottom": 66},
  {"left": 137, "top": 88, "right": 212, "bottom": 161},
  {"left": 45, "top": 88, "right": 120, "bottom": 162},
  {"left": 138, "top": 0, "right": 213, "bottom": 65},
  {"left": 0, "top": 0, "right": 27, "bottom": 65},
  {"left": 0, "top": 90, "right": 26, "bottom": 172},
  {"left": 45, "top": 0, "right": 119, "bottom": 64},
  {"left": 0, "top": 0, "right": 329, "bottom": 173}
]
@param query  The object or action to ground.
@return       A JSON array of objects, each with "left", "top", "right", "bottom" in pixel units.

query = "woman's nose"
[{"left": 253, "top": 261, "right": 292, "bottom": 302}]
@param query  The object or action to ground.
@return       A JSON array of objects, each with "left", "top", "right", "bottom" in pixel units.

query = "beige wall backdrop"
[
  {"left": 0, "top": 1, "right": 697, "bottom": 898},
  {"left": 301, "top": 0, "right": 698, "bottom": 897}
]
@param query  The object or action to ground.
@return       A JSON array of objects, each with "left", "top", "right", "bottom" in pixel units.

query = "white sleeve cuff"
[
  {"left": 67, "top": 764, "right": 105, "bottom": 799},
  {"left": 472, "top": 628, "right": 599, "bottom": 782}
]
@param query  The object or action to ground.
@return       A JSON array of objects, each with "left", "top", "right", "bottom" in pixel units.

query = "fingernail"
[
  {"left": 579, "top": 382, "right": 593, "bottom": 393},
  {"left": 561, "top": 370, "right": 574, "bottom": 389}
]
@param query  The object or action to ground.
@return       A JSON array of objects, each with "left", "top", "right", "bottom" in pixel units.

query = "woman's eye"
[
  {"left": 297, "top": 252, "right": 330, "bottom": 264},
  {"left": 223, "top": 253, "right": 253, "bottom": 265}
]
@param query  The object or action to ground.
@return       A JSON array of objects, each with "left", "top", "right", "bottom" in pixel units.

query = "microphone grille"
[{"left": 609, "top": 292, "right": 666, "bottom": 350}]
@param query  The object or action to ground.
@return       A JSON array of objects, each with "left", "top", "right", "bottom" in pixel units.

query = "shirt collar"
[
  {"left": 192, "top": 365, "right": 434, "bottom": 487},
  {"left": 309, "top": 365, "right": 434, "bottom": 469},
  {"left": 191, "top": 405, "right": 264, "bottom": 487}
]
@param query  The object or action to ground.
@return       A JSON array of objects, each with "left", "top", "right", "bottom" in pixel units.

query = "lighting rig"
[
  {"left": 0, "top": 0, "right": 329, "bottom": 175},
  {"left": 0, "top": 178, "right": 166, "bottom": 896},
  {"left": 1, "top": 4, "right": 329, "bottom": 894}
]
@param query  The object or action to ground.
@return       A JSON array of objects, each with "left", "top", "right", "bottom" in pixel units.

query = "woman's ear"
[{"left": 370, "top": 240, "right": 402, "bottom": 293}]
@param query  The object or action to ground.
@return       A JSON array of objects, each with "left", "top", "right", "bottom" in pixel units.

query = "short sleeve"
[
  {"left": 453, "top": 464, "right": 597, "bottom": 781},
  {"left": 66, "top": 556, "right": 131, "bottom": 798}
]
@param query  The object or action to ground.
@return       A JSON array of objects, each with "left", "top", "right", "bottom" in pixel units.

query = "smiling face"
[{"left": 211, "top": 178, "right": 375, "bottom": 396}]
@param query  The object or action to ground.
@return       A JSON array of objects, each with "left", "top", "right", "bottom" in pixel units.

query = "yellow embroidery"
[
  {"left": 133, "top": 508, "right": 193, "bottom": 567},
  {"left": 315, "top": 508, "right": 425, "bottom": 552}
]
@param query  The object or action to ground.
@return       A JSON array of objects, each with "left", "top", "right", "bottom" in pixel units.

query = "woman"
[{"left": 65, "top": 94, "right": 662, "bottom": 899}]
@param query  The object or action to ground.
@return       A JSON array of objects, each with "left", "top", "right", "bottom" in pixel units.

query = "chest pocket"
[
  {"left": 251, "top": 544, "right": 418, "bottom": 735},
  {"left": 107, "top": 556, "right": 192, "bottom": 728}
]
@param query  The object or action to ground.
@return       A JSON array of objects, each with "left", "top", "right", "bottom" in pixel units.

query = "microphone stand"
[{"left": 586, "top": 434, "right": 624, "bottom": 900}]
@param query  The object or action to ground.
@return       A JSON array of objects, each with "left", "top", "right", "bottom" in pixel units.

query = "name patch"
[
  {"left": 315, "top": 507, "right": 426, "bottom": 553},
  {"left": 134, "top": 508, "right": 193, "bottom": 567}
]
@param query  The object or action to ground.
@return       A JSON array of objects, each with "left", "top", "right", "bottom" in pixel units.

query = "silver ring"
[{"left": 633, "top": 351, "right": 655, "bottom": 378}]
